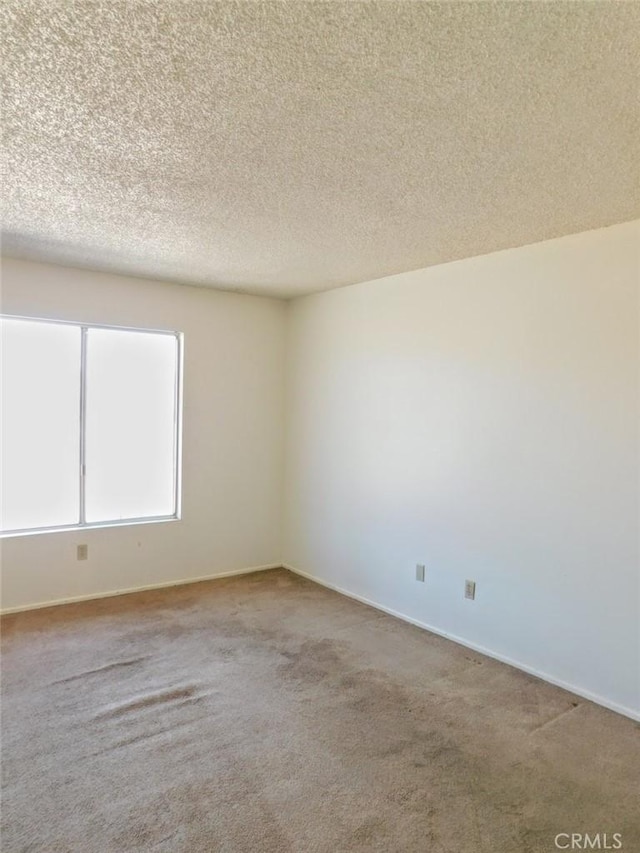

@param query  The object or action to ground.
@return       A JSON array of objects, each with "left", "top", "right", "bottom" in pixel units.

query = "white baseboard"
[
  {"left": 0, "top": 563, "right": 282, "bottom": 615},
  {"left": 283, "top": 563, "right": 640, "bottom": 723}
]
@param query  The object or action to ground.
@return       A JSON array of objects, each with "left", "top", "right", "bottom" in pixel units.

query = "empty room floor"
[{"left": 2, "top": 568, "right": 638, "bottom": 852}]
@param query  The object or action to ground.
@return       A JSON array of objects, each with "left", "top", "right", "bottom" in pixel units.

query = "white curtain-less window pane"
[
  {"left": 85, "top": 329, "right": 177, "bottom": 522},
  {"left": 1, "top": 319, "right": 81, "bottom": 531}
]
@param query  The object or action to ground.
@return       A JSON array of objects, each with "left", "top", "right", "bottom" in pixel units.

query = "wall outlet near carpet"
[
  {"left": 415, "top": 564, "right": 425, "bottom": 582},
  {"left": 77, "top": 544, "right": 88, "bottom": 561},
  {"left": 464, "top": 580, "right": 476, "bottom": 600}
]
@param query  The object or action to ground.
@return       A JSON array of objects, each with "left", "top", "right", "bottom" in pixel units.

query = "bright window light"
[
  {"left": 85, "top": 329, "right": 178, "bottom": 522},
  {"left": 0, "top": 316, "right": 182, "bottom": 536},
  {"left": 1, "top": 319, "right": 81, "bottom": 531}
]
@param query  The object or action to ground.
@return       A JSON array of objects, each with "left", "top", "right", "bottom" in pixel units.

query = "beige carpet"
[{"left": 1, "top": 568, "right": 638, "bottom": 852}]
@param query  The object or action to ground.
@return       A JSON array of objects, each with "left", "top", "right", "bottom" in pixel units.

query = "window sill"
[{"left": 0, "top": 516, "right": 180, "bottom": 539}]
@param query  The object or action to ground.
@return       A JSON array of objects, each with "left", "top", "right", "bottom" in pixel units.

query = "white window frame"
[{"left": 0, "top": 314, "right": 183, "bottom": 538}]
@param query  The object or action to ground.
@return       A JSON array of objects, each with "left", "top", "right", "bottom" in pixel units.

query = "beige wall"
[
  {"left": 1, "top": 258, "right": 286, "bottom": 609},
  {"left": 284, "top": 221, "right": 640, "bottom": 718}
]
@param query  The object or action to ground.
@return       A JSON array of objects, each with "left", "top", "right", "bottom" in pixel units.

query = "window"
[{"left": 1, "top": 316, "right": 182, "bottom": 535}]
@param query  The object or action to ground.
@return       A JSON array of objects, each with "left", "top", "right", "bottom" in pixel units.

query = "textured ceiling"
[{"left": 2, "top": 1, "right": 639, "bottom": 298}]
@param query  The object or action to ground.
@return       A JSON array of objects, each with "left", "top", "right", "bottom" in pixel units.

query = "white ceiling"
[{"left": 2, "top": 1, "right": 639, "bottom": 299}]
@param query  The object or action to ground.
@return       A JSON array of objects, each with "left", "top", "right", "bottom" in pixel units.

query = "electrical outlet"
[
  {"left": 77, "top": 544, "right": 88, "bottom": 561},
  {"left": 415, "top": 564, "right": 425, "bottom": 582},
  {"left": 464, "top": 580, "right": 476, "bottom": 600}
]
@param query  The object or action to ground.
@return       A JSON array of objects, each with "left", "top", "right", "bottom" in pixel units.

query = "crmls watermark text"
[{"left": 554, "top": 833, "right": 623, "bottom": 850}]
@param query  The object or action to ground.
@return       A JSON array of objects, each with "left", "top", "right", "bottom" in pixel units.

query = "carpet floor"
[{"left": 1, "top": 568, "right": 638, "bottom": 852}]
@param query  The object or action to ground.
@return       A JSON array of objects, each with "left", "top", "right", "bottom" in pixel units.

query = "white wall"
[
  {"left": 1, "top": 258, "right": 286, "bottom": 610},
  {"left": 283, "top": 221, "right": 640, "bottom": 718},
  {"left": 3, "top": 224, "right": 638, "bottom": 718}
]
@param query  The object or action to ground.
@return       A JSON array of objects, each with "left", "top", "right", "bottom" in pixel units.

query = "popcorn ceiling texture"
[{"left": 2, "top": 1, "right": 639, "bottom": 298}]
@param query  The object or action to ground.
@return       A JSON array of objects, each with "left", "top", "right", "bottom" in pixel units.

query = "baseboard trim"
[
  {"left": 0, "top": 563, "right": 282, "bottom": 615},
  {"left": 283, "top": 563, "right": 640, "bottom": 723}
]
